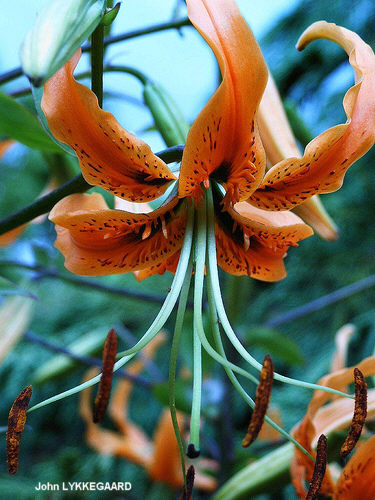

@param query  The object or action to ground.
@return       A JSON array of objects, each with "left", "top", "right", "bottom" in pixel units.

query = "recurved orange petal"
[
  {"left": 258, "top": 74, "right": 338, "bottom": 241},
  {"left": 42, "top": 51, "right": 176, "bottom": 203},
  {"left": 179, "top": 0, "right": 267, "bottom": 205},
  {"left": 49, "top": 192, "right": 186, "bottom": 275},
  {"left": 213, "top": 187, "right": 312, "bottom": 281},
  {"left": 334, "top": 435, "right": 375, "bottom": 499},
  {"left": 250, "top": 22, "right": 375, "bottom": 211}
]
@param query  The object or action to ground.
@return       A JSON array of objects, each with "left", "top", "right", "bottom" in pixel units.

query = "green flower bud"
[
  {"left": 143, "top": 81, "right": 190, "bottom": 147},
  {"left": 21, "top": 0, "right": 106, "bottom": 87}
]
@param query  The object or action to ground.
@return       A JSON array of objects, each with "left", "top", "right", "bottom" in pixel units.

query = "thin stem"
[
  {"left": 0, "top": 18, "right": 191, "bottom": 87},
  {"left": 0, "top": 145, "right": 184, "bottom": 237},
  {"left": 91, "top": 22, "right": 105, "bottom": 107},
  {"left": 0, "top": 260, "right": 188, "bottom": 307},
  {"left": 264, "top": 274, "right": 375, "bottom": 328},
  {"left": 205, "top": 187, "right": 352, "bottom": 400},
  {"left": 168, "top": 257, "right": 193, "bottom": 489},
  {"left": 25, "top": 330, "right": 152, "bottom": 388},
  {"left": 0, "top": 175, "right": 90, "bottom": 236}
]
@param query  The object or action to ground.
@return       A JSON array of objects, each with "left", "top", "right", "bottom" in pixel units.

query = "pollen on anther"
[
  {"left": 93, "top": 329, "right": 118, "bottom": 423},
  {"left": 242, "top": 355, "right": 273, "bottom": 448},
  {"left": 340, "top": 368, "right": 367, "bottom": 458}
]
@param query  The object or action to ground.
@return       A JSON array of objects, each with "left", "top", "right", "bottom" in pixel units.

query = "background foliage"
[{"left": 0, "top": 0, "right": 374, "bottom": 498}]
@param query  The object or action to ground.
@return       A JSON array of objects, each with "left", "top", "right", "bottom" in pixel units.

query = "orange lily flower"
[
  {"left": 43, "top": 2, "right": 375, "bottom": 281},
  {"left": 258, "top": 74, "right": 339, "bottom": 241},
  {"left": 79, "top": 333, "right": 217, "bottom": 492},
  {"left": 291, "top": 325, "right": 375, "bottom": 499}
]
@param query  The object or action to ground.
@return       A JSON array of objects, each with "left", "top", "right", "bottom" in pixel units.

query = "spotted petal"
[
  {"left": 49, "top": 193, "right": 186, "bottom": 275},
  {"left": 334, "top": 435, "right": 375, "bottom": 499},
  {"left": 179, "top": 0, "right": 267, "bottom": 205},
  {"left": 42, "top": 51, "right": 176, "bottom": 203},
  {"left": 250, "top": 22, "right": 375, "bottom": 211},
  {"left": 213, "top": 188, "right": 312, "bottom": 281}
]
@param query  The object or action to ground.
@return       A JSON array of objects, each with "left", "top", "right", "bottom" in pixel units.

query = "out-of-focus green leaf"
[
  {"left": 0, "top": 92, "right": 62, "bottom": 152},
  {"left": 0, "top": 295, "right": 33, "bottom": 363},
  {"left": 153, "top": 379, "right": 191, "bottom": 414},
  {"left": 214, "top": 443, "right": 293, "bottom": 500},
  {"left": 32, "top": 328, "right": 107, "bottom": 384},
  {"left": 244, "top": 327, "right": 304, "bottom": 366},
  {"left": 0, "top": 276, "right": 37, "bottom": 299}
]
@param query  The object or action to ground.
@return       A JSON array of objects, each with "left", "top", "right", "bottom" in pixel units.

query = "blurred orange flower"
[{"left": 291, "top": 325, "right": 375, "bottom": 499}]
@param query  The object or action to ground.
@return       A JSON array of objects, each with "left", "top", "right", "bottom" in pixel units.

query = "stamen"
[
  {"left": 186, "top": 443, "right": 200, "bottom": 459},
  {"left": 93, "top": 329, "right": 118, "bottom": 423},
  {"left": 141, "top": 222, "right": 152, "bottom": 240},
  {"left": 340, "top": 367, "right": 367, "bottom": 458},
  {"left": 181, "top": 465, "right": 195, "bottom": 500},
  {"left": 306, "top": 434, "right": 328, "bottom": 500},
  {"left": 242, "top": 355, "right": 274, "bottom": 447},
  {"left": 160, "top": 215, "right": 168, "bottom": 239},
  {"left": 243, "top": 231, "right": 251, "bottom": 252},
  {"left": 7, "top": 385, "right": 32, "bottom": 474}
]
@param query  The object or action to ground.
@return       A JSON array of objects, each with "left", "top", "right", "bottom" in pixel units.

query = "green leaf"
[
  {"left": 244, "top": 327, "right": 304, "bottom": 366},
  {"left": 0, "top": 91, "right": 62, "bottom": 152},
  {"left": 153, "top": 379, "right": 191, "bottom": 414},
  {"left": 32, "top": 328, "right": 107, "bottom": 384},
  {"left": 0, "top": 276, "right": 37, "bottom": 300}
]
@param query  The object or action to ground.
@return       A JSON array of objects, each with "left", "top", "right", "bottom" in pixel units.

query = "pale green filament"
[
  {"left": 169, "top": 256, "right": 193, "bottom": 483},
  {"left": 206, "top": 263, "right": 314, "bottom": 462},
  {"left": 189, "top": 203, "right": 206, "bottom": 453},
  {"left": 205, "top": 187, "right": 353, "bottom": 400}
]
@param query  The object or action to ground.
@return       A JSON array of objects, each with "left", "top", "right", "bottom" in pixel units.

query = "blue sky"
[{"left": 0, "top": 0, "right": 299, "bottom": 151}]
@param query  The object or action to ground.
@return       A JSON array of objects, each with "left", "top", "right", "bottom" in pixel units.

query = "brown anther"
[
  {"left": 180, "top": 465, "right": 195, "bottom": 500},
  {"left": 7, "top": 385, "right": 32, "bottom": 474},
  {"left": 93, "top": 329, "right": 118, "bottom": 423},
  {"left": 306, "top": 434, "right": 328, "bottom": 500},
  {"left": 340, "top": 367, "right": 367, "bottom": 458},
  {"left": 242, "top": 354, "right": 273, "bottom": 448}
]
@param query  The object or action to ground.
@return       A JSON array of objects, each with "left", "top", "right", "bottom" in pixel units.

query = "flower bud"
[{"left": 21, "top": 0, "right": 106, "bottom": 87}]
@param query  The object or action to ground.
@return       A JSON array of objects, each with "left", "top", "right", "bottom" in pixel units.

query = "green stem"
[
  {"left": 0, "top": 18, "right": 191, "bottom": 87},
  {"left": 91, "top": 23, "right": 104, "bottom": 106},
  {"left": 168, "top": 257, "right": 193, "bottom": 489},
  {"left": 0, "top": 145, "right": 184, "bottom": 237}
]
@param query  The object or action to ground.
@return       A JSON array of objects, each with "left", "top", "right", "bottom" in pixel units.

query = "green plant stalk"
[
  {"left": 91, "top": 22, "right": 104, "bottom": 107},
  {"left": 213, "top": 443, "right": 294, "bottom": 500},
  {"left": 0, "top": 145, "right": 184, "bottom": 237}
]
